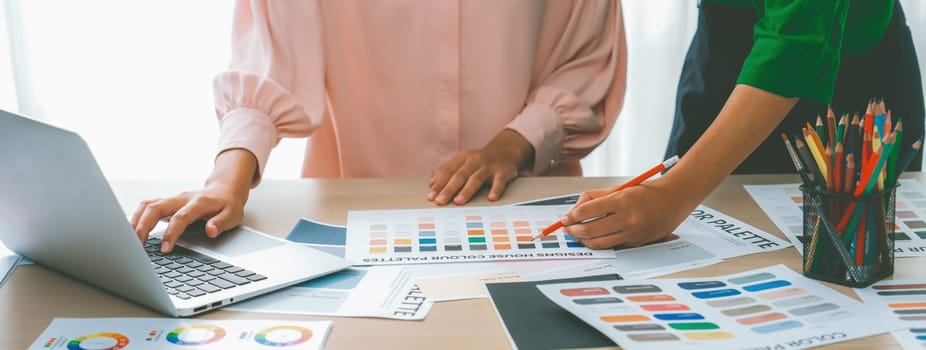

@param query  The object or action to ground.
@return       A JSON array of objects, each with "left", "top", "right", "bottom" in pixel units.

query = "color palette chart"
[
  {"left": 28, "top": 318, "right": 331, "bottom": 350},
  {"left": 345, "top": 204, "right": 616, "bottom": 265},
  {"left": 537, "top": 265, "right": 887, "bottom": 350},
  {"left": 855, "top": 279, "right": 926, "bottom": 349},
  {"left": 745, "top": 179, "right": 926, "bottom": 257}
]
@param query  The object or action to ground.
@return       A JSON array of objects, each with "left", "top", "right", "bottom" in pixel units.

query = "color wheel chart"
[
  {"left": 254, "top": 326, "right": 314, "bottom": 346},
  {"left": 745, "top": 179, "right": 926, "bottom": 257},
  {"left": 345, "top": 204, "right": 617, "bottom": 265},
  {"left": 66, "top": 333, "right": 129, "bottom": 350},
  {"left": 165, "top": 324, "right": 225, "bottom": 346},
  {"left": 28, "top": 318, "right": 331, "bottom": 350},
  {"left": 856, "top": 280, "right": 926, "bottom": 349},
  {"left": 537, "top": 265, "right": 888, "bottom": 350}
]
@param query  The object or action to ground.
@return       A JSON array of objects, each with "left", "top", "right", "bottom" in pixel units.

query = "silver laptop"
[{"left": 0, "top": 109, "right": 351, "bottom": 316}]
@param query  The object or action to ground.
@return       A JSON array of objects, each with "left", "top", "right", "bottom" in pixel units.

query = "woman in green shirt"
[{"left": 562, "top": 0, "right": 924, "bottom": 248}]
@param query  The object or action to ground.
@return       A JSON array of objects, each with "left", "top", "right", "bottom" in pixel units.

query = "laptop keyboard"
[{"left": 145, "top": 238, "right": 267, "bottom": 300}]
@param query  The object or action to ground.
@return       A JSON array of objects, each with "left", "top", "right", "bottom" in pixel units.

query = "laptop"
[{"left": 0, "top": 109, "right": 352, "bottom": 316}]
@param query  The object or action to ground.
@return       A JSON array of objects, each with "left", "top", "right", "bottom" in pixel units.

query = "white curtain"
[
  {"left": 581, "top": 0, "right": 698, "bottom": 176},
  {"left": 1, "top": 0, "right": 923, "bottom": 179},
  {"left": 0, "top": 1, "right": 18, "bottom": 110}
]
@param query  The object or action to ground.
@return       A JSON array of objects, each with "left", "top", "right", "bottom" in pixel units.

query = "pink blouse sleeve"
[
  {"left": 505, "top": 0, "right": 627, "bottom": 175},
  {"left": 213, "top": 0, "right": 326, "bottom": 185}
]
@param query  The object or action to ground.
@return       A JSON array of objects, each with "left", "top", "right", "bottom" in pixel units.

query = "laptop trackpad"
[{"left": 179, "top": 225, "right": 283, "bottom": 257}]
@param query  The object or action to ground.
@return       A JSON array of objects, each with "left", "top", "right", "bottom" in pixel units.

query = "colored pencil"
[
  {"left": 825, "top": 144, "right": 834, "bottom": 192},
  {"left": 892, "top": 136, "right": 924, "bottom": 185},
  {"left": 816, "top": 116, "right": 826, "bottom": 143},
  {"left": 782, "top": 134, "right": 813, "bottom": 187},
  {"left": 887, "top": 119, "right": 903, "bottom": 186},
  {"left": 795, "top": 138, "right": 825, "bottom": 190},
  {"left": 838, "top": 133, "right": 894, "bottom": 242},
  {"left": 835, "top": 143, "right": 844, "bottom": 194},
  {"left": 804, "top": 128, "right": 829, "bottom": 182},
  {"left": 849, "top": 114, "right": 860, "bottom": 158},
  {"left": 836, "top": 114, "right": 848, "bottom": 151},
  {"left": 844, "top": 154, "right": 856, "bottom": 198},
  {"left": 856, "top": 205, "right": 866, "bottom": 266},
  {"left": 827, "top": 106, "right": 837, "bottom": 148}
]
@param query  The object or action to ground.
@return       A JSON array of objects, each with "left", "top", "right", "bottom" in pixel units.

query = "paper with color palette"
[
  {"left": 345, "top": 204, "right": 616, "bottom": 265},
  {"left": 745, "top": 179, "right": 926, "bottom": 257},
  {"left": 537, "top": 264, "right": 888, "bottom": 350},
  {"left": 29, "top": 318, "right": 330, "bottom": 350},
  {"left": 855, "top": 279, "right": 926, "bottom": 349}
]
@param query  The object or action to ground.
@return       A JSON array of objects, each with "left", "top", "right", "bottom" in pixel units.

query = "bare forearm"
[
  {"left": 663, "top": 84, "right": 799, "bottom": 203},
  {"left": 562, "top": 85, "right": 799, "bottom": 249},
  {"left": 206, "top": 148, "right": 258, "bottom": 196},
  {"left": 489, "top": 128, "right": 535, "bottom": 171}
]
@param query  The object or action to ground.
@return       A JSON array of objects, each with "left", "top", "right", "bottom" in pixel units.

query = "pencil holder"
[{"left": 800, "top": 185, "right": 896, "bottom": 288}]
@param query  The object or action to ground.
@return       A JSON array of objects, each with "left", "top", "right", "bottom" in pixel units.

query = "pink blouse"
[{"left": 214, "top": 0, "right": 626, "bottom": 183}]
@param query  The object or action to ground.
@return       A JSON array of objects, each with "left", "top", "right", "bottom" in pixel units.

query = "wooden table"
[{"left": 3, "top": 174, "right": 923, "bottom": 349}]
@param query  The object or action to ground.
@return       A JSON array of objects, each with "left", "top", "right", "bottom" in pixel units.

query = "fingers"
[
  {"left": 433, "top": 159, "right": 481, "bottom": 206},
  {"left": 561, "top": 180, "right": 692, "bottom": 250},
  {"left": 562, "top": 193, "right": 641, "bottom": 249},
  {"left": 563, "top": 195, "right": 673, "bottom": 249},
  {"left": 486, "top": 172, "right": 513, "bottom": 201},
  {"left": 134, "top": 197, "right": 187, "bottom": 244},
  {"left": 205, "top": 206, "right": 241, "bottom": 238},
  {"left": 429, "top": 147, "right": 523, "bottom": 205},
  {"left": 575, "top": 226, "right": 668, "bottom": 249},
  {"left": 136, "top": 191, "right": 245, "bottom": 253},
  {"left": 578, "top": 233, "right": 629, "bottom": 250},
  {"left": 564, "top": 214, "right": 621, "bottom": 241},
  {"left": 565, "top": 217, "right": 647, "bottom": 249},
  {"left": 453, "top": 169, "right": 490, "bottom": 205},
  {"left": 160, "top": 199, "right": 214, "bottom": 253},
  {"left": 428, "top": 155, "right": 465, "bottom": 202},
  {"left": 573, "top": 188, "right": 616, "bottom": 206},
  {"left": 563, "top": 195, "right": 613, "bottom": 225},
  {"left": 131, "top": 198, "right": 160, "bottom": 235}
]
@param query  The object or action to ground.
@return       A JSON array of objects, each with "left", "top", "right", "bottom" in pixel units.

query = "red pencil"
[
  {"left": 863, "top": 101, "right": 874, "bottom": 167},
  {"left": 531, "top": 155, "right": 681, "bottom": 240}
]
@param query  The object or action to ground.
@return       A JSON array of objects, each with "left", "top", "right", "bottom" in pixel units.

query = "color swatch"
[
  {"left": 745, "top": 179, "right": 926, "bottom": 257},
  {"left": 855, "top": 279, "right": 926, "bottom": 349},
  {"left": 346, "top": 205, "right": 616, "bottom": 265},
  {"left": 537, "top": 265, "right": 888, "bottom": 350}
]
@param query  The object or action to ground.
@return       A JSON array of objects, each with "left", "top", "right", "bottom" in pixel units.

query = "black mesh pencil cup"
[{"left": 800, "top": 185, "right": 896, "bottom": 288}]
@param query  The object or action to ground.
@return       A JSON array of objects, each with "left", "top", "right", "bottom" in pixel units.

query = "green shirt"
[{"left": 704, "top": 0, "right": 894, "bottom": 103}]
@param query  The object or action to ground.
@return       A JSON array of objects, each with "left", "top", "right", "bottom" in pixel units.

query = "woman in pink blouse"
[{"left": 133, "top": 0, "right": 627, "bottom": 253}]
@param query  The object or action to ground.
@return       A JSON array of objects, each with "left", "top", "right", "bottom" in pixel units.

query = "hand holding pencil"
[{"left": 532, "top": 156, "right": 680, "bottom": 248}]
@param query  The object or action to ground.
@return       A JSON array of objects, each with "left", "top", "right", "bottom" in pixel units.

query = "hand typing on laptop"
[
  {"left": 0, "top": 109, "right": 350, "bottom": 316},
  {"left": 132, "top": 149, "right": 255, "bottom": 253}
]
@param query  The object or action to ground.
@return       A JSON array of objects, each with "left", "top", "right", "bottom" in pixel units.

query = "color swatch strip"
[
  {"left": 856, "top": 279, "right": 926, "bottom": 349},
  {"left": 346, "top": 205, "right": 617, "bottom": 265}
]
